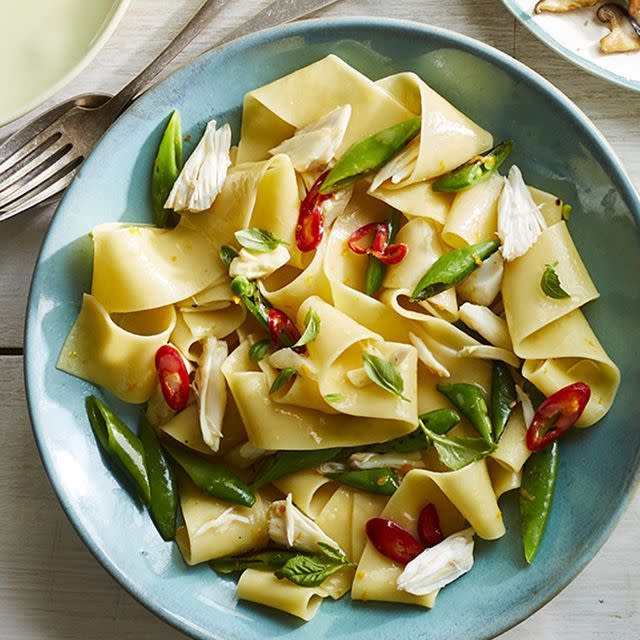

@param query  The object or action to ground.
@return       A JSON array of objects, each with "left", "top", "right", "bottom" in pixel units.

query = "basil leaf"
[
  {"left": 293, "top": 308, "right": 320, "bottom": 348},
  {"left": 317, "top": 542, "right": 348, "bottom": 563},
  {"left": 422, "top": 426, "right": 495, "bottom": 471},
  {"left": 219, "top": 244, "right": 239, "bottom": 269},
  {"left": 362, "top": 353, "right": 409, "bottom": 401},
  {"left": 210, "top": 550, "right": 298, "bottom": 574},
  {"left": 234, "top": 228, "right": 286, "bottom": 253},
  {"left": 269, "top": 367, "right": 297, "bottom": 394},
  {"left": 249, "top": 339, "right": 271, "bottom": 363},
  {"left": 274, "top": 543, "right": 351, "bottom": 587},
  {"left": 540, "top": 263, "right": 570, "bottom": 299},
  {"left": 324, "top": 393, "right": 346, "bottom": 403}
]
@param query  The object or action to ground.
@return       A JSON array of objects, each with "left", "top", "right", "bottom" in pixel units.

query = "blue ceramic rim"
[
  {"left": 500, "top": 0, "right": 640, "bottom": 94},
  {"left": 24, "top": 16, "right": 640, "bottom": 640}
]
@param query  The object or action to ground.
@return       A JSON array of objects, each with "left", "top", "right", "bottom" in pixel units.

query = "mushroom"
[
  {"left": 534, "top": 0, "right": 598, "bottom": 14},
  {"left": 597, "top": 3, "right": 640, "bottom": 53}
]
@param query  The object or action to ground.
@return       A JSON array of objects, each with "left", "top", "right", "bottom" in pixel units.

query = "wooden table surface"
[{"left": 1, "top": 0, "right": 638, "bottom": 638}]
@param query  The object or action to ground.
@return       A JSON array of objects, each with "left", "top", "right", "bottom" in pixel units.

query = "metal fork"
[{"left": 0, "top": 0, "right": 339, "bottom": 223}]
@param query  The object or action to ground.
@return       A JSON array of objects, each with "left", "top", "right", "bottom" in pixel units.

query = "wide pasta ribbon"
[{"left": 503, "top": 221, "right": 620, "bottom": 426}]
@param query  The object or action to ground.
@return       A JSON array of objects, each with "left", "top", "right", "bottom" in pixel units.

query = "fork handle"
[{"left": 105, "top": 0, "right": 230, "bottom": 117}]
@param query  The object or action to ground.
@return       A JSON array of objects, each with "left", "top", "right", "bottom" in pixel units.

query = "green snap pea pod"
[
  {"left": 411, "top": 240, "right": 500, "bottom": 301},
  {"left": 319, "top": 117, "right": 422, "bottom": 194},
  {"left": 162, "top": 439, "right": 255, "bottom": 507},
  {"left": 325, "top": 468, "right": 399, "bottom": 496},
  {"left": 490, "top": 361, "right": 517, "bottom": 442},
  {"left": 418, "top": 407, "right": 462, "bottom": 435},
  {"left": 230, "top": 276, "right": 271, "bottom": 331},
  {"left": 151, "top": 110, "right": 183, "bottom": 228},
  {"left": 520, "top": 441, "right": 558, "bottom": 564},
  {"left": 251, "top": 448, "right": 343, "bottom": 489},
  {"left": 85, "top": 396, "right": 151, "bottom": 506},
  {"left": 210, "top": 549, "right": 299, "bottom": 574},
  {"left": 219, "top": 244, "right": 239, "bottom": 269},
  {"left": 139, "top": 414, "right": 178, "bottom": 541},
  {"left": 432, "top": 139, "right": 512, "bottom": 193},
  {"left": 523, "top": 380, "right": 547, "bottom": 410},
  {"left": 436, "top": 383, "right": 494, "bottom": 444},
  {"left": 364, "top": 210, "right": 402, "bottom": 298}
]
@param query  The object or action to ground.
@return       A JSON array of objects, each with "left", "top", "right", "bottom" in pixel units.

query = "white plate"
[
  {"left": 502, "top": 0, "right": 640, "bottom": 93},
  {"left": 0, "top": 0, "right": 130, "bottom": 127}
]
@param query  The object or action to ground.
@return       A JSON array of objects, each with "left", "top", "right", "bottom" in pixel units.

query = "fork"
[{"left": 0, "top": 0, "right": 339, "bottom": 223}]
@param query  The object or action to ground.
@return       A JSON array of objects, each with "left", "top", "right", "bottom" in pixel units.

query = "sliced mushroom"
[
  {"left": 534, "top": 0, "right": 597, "bottom": 14},
  {"left": 597, "top": 3, "right": 640, "bottom": 53}
]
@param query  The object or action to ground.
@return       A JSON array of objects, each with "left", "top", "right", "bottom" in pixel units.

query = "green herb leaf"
[
  {"left": 422, "top": 425, "right": 495, "bottom": 471},
  {"left": 293, "top": 308, "right": 320, "bottom": 348},
  {"left": 362, "top": 353, "right": 409, "bottom": 401},
  {"left": 219, "top": 244, "right": 239, "bottom": 269},
  {"left": 249, "top": 339, "right": 271, "bottom": 363},
  {"left": 274, "top": 543, "right": 351, "bottom": 587},
  {"left": 324, "top": 393, "right": 347, "bottom": 404},
  {"left": 561, "top": 203, "right": 572, "bottom": 221},
  {"left": 269, "top": 368, "right": 297, "bottom": 394},
  {"left": 210, "top": 550, "right": 298, "bottom": 574},
  {"left": 540, "top": 263, "right": 570, "bottom": 299},
  {"left": 234, "top": 228, "right": 287, "bottom": 253}
]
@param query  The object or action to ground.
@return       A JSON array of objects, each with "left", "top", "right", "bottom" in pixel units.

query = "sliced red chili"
[
  {"left": 526, "top": 382, "right": 591, "bottom": 452},
  {"left": 296, "top": 170, "right": 331, "bottom": 252},
  {"left": 366, "top": 517, "right": 424, "bottom": 565},
  {"left": 369, "top": 242, "right": 408, "bottom": 265},
  {"left": 268, "top": 308, "right": 304, "bottom": 352},
  {"left": 417, "top": 503, "right": 444, "bottom": 548},
  {"left": 347, "top": 222, "right": 387, "bottom": 255},
  {"left": 155, "top": 345, "right": 190, "bottom": 411}
]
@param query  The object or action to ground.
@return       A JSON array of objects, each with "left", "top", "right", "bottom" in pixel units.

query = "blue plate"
[{"left": 25, "top": 17, "right": 640, "bottom": 640}]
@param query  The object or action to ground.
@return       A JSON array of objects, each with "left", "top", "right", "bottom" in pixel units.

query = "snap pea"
[
  {"left": 210, "top": 549, "right": 299, "bottom": 574},
  {"left": 364, "top": 211, "right": 402, "bottom": 298},
  {"left": 162, "top": 439, "right": 255, "bottom": 507},
  {"left": 219, "top": 244, "right": 239, "bottom": 269},
  {"left": 432, "top": 139, "right": 512, "bottom": 193},
  {"left": 85, "top": 396, "right": 151, "bottom": 506},
  {"left": 411, "top": 240, "right": 500, "bottom": 301},
  {"left": 436, "top": 383, "right": 494, "bottom": 444},
  {"left": 366, "top": 428, "right": 428, "bottom": 454},
  {"left": 319, "top": 117, "right": 422, "bottom": 194},
  {"left": 151, "top": 110, "right": 183, "bottom": 228},
  {"left": 251, "top": 448, "right": 343, "bottom": 489},
  {"left": 520, "top": 441, "right": 558, "bottom": 564},
  {"left": 139, "top": 414, "right": 178, "bottom": 541},
  {"left": 230, "top": 276, "right": 271, "bottom": 330},
  {"left": 325, "top": 468, "right": 399, "bottom": 496},
  {"left": 419, "top": 407, "right": 461, "bottom": 435},
  {"left": 490, "top": 361, "right": 517, "bottom": 442}
]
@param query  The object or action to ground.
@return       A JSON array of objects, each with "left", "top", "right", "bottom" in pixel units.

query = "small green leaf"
[
  {"left": 362, "top": 353, "right": 409, "bottom": 401},
  {"left": 324, "top": 393, "right": 347, "bottom": 404},
  {"left": 219, "top": 244, "right": 239, "bottom": 269},
  {"left": 561, "top": 203, "right": 572, "bottom": 221},
  {"left": 249, "top": 339, "right": 271, "bottom": 363},
  {"left": 274, "top": 543, "right": 352, "bottom": 587},
  {"left": 540, "top": 263, "right": 570, "bottom": 299},
  {"left": 422, "top": 425, "right": 495, "bottom": 471},
  {"left": 269, "top": 368, "right": 297, "bottom": 394},
  {"left": 210, "top": 550, "right": 298, "bottom": 574},
  {"left": 293, "top": 308, "right": 320, "bottom": 348},
  {"left": 234, "top": 228, "right": 287, "bottom": 253}
]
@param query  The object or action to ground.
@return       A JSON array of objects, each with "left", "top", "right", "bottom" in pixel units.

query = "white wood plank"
[{"left": 0, "top": 357, "right": 637, "bottom": 639}]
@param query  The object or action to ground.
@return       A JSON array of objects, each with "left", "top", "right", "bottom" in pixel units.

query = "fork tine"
[
  {"left": 0, "top": 131, "right": 64, "bottom": 186},
  {"left": 0, "top": 138, "right": 74, "bottom": 201},
  {"left": 0, "top": 158, "right": 82, "bottom": 223}
]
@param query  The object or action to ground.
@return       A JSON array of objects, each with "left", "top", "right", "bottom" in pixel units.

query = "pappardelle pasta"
[{"left": 58, "top": 55, "right": 620, "bottom": 621}]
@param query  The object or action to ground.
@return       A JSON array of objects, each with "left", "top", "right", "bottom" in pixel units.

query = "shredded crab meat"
[
  {"left": 165, "top": 120, "right": 232, "bottom": 212},
  {"left": 193, "top": 507, "right": 252, "bottom": 538},
  {"left": 497, "top": 165, "right": 547, "bottom": 262},
  {"left": 458, "top": 303, "right": 512, "bottom": 350},
  {"left": 397, "top": 528, "right": 475, "bottom": 595},
  {"left": 229, "top": 245, "right": 290, "bottom": 280},
  {"left": 269, "top": 105, "right": 352, "bottom": 173},
  {"left": 268, "top": 349, "right": 318, "bottom": 380},
  {"left": 268, "top": 493, "right": 343, "bottom": 553},
  {"left": 409, "top": 332, "right": 450, "bottom": 378},
  {"left": 457, "top": 252, "right": 504, "bottom": 307},
  {"left": 348, "top": 451, "right": 424, "bottom": 470},
  {"left": 369, "top": 136, "right": 420, "bottom": 192},
  {"left": 515, "top": 384, "right": 536, "bottom": 427},
  {"left": 458, "top": 345, "right": 520, "bottom": 369}
]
